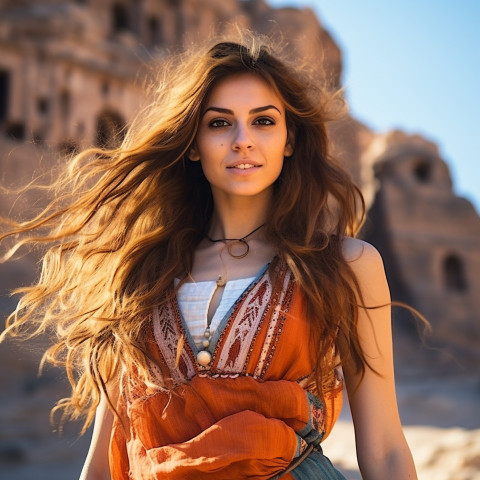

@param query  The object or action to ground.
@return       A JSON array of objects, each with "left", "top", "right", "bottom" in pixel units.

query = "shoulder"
[
  {"left": 341, "top": 237, "right": 390, "bottom": 303},
  {"left": 341, "top": 237, "right": 383, "bottom": 267}
]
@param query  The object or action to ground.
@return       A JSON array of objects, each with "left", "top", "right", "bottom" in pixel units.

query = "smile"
[{"left": 227, "top": 163, "right": 259, "bottom": 169}]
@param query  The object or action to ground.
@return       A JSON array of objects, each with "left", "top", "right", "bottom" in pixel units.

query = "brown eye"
[
  {"left": 254, "top": 117, "right": 275, "bottom": 126},
  {"left": 209, "top": 119, "right": 230, "bottom": 128}
]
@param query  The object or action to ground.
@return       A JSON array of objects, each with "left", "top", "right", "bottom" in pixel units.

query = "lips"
[
  {"left": 228, "top": 163, "right": 257, "bottom": 169},
  {"left": 226, "top": 160, "right": 261, "bottom": 170}
]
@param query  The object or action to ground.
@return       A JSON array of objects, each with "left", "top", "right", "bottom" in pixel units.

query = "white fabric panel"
[{"left": 175, "top": 277, "right": 255, "bottom": 348}]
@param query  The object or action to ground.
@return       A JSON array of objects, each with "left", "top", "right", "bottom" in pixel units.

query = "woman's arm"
[
  {"left": 342, "top": 238, "right": 417, "bottom": 480},
  {"left": 79, "top": 393, "right": 114, "bottom": 480}
]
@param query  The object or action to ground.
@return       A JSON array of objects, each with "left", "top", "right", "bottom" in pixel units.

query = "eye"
[
  {"left": 209, "top": 119, "right": 230, "bottom": 128},
  {"left": 254, "top": 117, "right": 275, "bottom": 126}
]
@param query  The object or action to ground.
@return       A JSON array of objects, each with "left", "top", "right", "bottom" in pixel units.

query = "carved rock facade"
[{"left": 362, "top": 132, "right": 480, "bottom": 360}]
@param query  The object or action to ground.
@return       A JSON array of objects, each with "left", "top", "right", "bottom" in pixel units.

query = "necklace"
[
  {"left": 196, "top": 271, "right": 226, "bottom": 366},
  {"left": 197, "top": 223, "right": 265, "bottom": 366},
  {"left": 205, "top": 223, "right": 265, "bottom": 259},
  {"left": 196, "top": 324, "right": 214, "bottom": 366}
]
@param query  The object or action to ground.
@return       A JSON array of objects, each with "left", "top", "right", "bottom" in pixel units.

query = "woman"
[{"left": 0, "top": 37, "right": 417, "bottom": 479}]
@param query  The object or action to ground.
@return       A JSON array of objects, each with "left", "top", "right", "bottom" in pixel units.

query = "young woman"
[{"left": 0, "top": 37, "right": 418, "bottom": 479}]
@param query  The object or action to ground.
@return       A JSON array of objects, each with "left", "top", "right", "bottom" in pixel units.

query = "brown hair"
[{"left": 0, "top": 34, "right": 366, "bottom": 432}]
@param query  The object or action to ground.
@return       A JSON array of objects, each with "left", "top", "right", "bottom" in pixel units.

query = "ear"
[
  {"left": 283, "top": 134, "right": 294, "bottom": 158},
  {"left": 188, "top": 145, "right": 201, "bottom": 161}
]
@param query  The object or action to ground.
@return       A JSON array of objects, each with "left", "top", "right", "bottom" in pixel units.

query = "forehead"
[{"left": 205, "top": 73, "right": 284, "bottom": 110}]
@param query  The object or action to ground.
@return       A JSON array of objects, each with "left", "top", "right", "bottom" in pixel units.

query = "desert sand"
[{"left": 324, "top": 370, "right": 480, "bottom": 480}]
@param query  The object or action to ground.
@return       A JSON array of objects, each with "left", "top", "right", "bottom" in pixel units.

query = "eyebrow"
[{"left": 203, "top": 104, "right": 282, "bottom": 116}]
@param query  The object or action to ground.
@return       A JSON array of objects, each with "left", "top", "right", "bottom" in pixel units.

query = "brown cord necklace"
[
  {"left": 197, "top": 223, "right": 265, "bottom": 366},
  {"left": 205, "top": 223, "right": 265, "bottom": 260}
]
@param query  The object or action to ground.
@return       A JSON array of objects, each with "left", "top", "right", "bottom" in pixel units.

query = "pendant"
[
  {"left": 196, "top": 350, "right": 212, "bottom": 366},
  {"left": 216, "top": 275, "right": 226, "bottom": 287},
  {"left": 226, "top": 239, "right": 249, "bottom": 259}
]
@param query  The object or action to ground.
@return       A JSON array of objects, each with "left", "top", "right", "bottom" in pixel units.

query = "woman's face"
[{"left": 189, "top": 73, "right": 293, "bottom": 203}]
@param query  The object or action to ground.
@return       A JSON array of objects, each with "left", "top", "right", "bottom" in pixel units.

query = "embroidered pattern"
[
  {"left": 152, "top": 302, "right": 196, "bottom": 384},
  {"left": 150, "top": 260, "right": 295, "bottom": 382},
  {"left": 254, "top": 269, "right": 293, "bottom": 377},
  {"left": 151, "top": 260, "right": 299, "bottom": 385},
  {"left": 295, "top": 390, "right": 326, "bottom": 447},
  {"left": 215, "top": 278, "right": 272, "bottom": 373},
  {"left": 311, "top": 399, "right": 325, "bottom": 433},
  {"left": 298, "top": 437, "right": 309, "bottom": 457}
]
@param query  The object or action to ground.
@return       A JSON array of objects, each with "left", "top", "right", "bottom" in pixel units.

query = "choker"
[{"left": 206, "top": 223, "right": 265, "bottom": 259}]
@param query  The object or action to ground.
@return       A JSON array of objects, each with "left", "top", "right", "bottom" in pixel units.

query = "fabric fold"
[{"left": 129, "top": 411, "right": 298, "bottom": 479}]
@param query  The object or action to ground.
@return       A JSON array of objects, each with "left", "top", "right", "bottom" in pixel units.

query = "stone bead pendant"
[
  {"left": 196, "top": 350, "right": 212, "bottom": 366},
  {"left": 197, "top": 326, "right": 212, "bottom": 366}
]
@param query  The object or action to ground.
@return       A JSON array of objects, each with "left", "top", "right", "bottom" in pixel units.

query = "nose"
[{"left": 232, "top": 125, "right": 254, "bottom": 151}]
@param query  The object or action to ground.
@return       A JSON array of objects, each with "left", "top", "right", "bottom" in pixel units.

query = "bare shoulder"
[
  {"left": 341, "top": 237, "right": 390, "bottom": 303},
  {"left": 342, "top": 237, "right": 383, "bottom": 267}
]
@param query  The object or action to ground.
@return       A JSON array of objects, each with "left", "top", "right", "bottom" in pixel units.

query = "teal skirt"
[{"left": 290, "top": 449, "right": 347, "bottom": 480}]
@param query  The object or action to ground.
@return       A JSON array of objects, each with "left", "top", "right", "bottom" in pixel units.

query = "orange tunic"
[{"left": 109, "top": 258, "right": 343, "bottom": 479}]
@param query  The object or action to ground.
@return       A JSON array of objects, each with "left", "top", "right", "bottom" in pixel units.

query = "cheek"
[
  {"left": 272, "top": 135, "right": 289, "bottom": 160},
  {"left": 197, "top": 135, "right": 225, "bottom": 158}
]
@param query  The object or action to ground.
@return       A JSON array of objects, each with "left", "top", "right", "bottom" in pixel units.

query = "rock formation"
[{"left": 361, "top": 131, "right": 480, "bottom": 361}]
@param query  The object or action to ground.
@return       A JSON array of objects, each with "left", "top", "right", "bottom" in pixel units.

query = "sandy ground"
[
  {"left": 325, "top": 420, "right": 480, "bottom": 480},
  {"left": 323, "top": 372, "right": 480, "bottom": 480}
]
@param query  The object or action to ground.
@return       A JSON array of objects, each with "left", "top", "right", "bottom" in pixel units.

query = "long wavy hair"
[{"left": 1, "top": 34, "right": 367, "bottom": 432}]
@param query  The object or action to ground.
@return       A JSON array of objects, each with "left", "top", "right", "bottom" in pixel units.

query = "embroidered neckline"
[
  {"left": 174, "top": 258, "right": 275, "bottom": 360},
  {"left": 150, "top": 255, "right": 293, "bottom": 384}
]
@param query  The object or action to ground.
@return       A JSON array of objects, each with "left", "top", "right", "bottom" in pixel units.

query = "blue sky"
[{"left": 268, "top": 0, "right": 480, "bottom": 212}]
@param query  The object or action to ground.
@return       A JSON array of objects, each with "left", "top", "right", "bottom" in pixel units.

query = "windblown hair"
[{"left": 0, "top": 34, "right": 367, "bottom": 432}]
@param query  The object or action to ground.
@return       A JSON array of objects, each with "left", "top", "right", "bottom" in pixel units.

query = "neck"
[{"left": 208, "top": 191, "right": 271, "bottom": 239}]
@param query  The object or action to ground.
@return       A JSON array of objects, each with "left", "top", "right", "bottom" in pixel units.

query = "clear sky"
[{"left": 268, "top": 0, "right": 480, "bottom": 212}]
